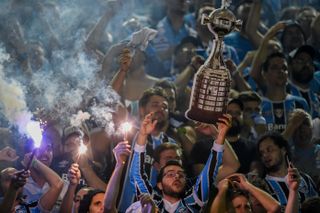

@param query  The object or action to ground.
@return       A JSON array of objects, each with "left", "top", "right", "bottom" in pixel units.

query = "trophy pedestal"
[{"left": 186, "top": 107, "right": 225, "bottom": 124}]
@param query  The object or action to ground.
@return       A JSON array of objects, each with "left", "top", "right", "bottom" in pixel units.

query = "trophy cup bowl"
[{"left": 185, "top": 1, "right": 241, "bottom": 124}]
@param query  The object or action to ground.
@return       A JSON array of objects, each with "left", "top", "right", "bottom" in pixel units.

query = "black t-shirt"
[
  {"left": 229, "top": 138, "right": 256, "bottom": 173},
  {"left": 190, "top": 138, "right": 257, "bottom": 174},
  {"left": 51, "top": 154, "right": 88, "bottom": 189}
]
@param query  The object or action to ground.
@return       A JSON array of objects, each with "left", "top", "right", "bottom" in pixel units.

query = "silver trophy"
[{"left": 185, "top": 0, "right": 242, "bottom": 124}]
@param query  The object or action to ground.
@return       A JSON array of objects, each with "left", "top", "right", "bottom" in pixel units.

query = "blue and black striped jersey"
[
  {"left": 117, "top": 132, "right": 176, "bottom": 212},
  {"left": 264, "top": 173, "right": 318, "bottom": 212},
  {"left": 261, "top": 94, "right": 309, "bottom": 132},
  {"left": 130, "top": 142, "right": 224, "bottom": 212},
  {"left": 287, "top": 82, "right": 320, "bottom": 118}
]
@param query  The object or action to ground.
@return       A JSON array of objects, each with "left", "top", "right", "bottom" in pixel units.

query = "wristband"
[
  {"left": 31, "top": 159, "right": 37, "bottom": 168},
  {"left": 134, "top": 144, "right": 146, "bottom": 152},
  {"left": 212, "top": 141, "right": 224, "bottom": 152}
]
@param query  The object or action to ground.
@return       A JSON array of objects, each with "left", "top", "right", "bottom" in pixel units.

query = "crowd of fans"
[{"left": 0, "top": 0, "right": 320, "bottom": 212}]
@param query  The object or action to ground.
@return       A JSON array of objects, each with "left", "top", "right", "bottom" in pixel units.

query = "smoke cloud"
[
  {"left": 0, "top": 46, "right": 32, "bottom": 134},
  {"left": 0, "top": 0, "right": 154, "bottom": 136}
]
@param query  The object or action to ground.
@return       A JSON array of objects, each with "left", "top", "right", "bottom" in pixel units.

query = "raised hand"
[
  {"left": 227, "top": 173, "right": 251, "bottom": 191},
  {"left": 21, "top": 152, "right": 35, "bottom": 169},
  {"left": 217, "top": 178, "right": 231, "bottom": 192},
  {"left": 287, "top": 165, "right": 301, "bottom": 191},
  {"left": 217, "top": 114, "right": 232, "bottom": 137},
  {"left": 0, "top": 146, "right": 19, "bottom": 162},
  {"left": 68, "top": 163, "right": 81, "bottom": 186},
  {"left": 10, "top": 170, "right": 30, "bottom": 189},
  {"left": 139, "top": 113, "right": 157, "bottom": 137},
  {"left": 190, "top": 55, "right": 205, "bottom": 70},
  {"left": 105, "top": 0, "right": 123, "bottom": 16},
  {"left": 118, "top": 48, "right": 132, "bottom": 72},
  {"left": 287, "top": 109, "right": 309, "bottom": 131},
  {"left": 140, "top": 193, "right": 158, "bottom": 213},
  {"left": 263, "top": 21, "right": 286, "bottom": 42},
  {"left": 113, "top": 141, "right": 131, "bottom": 166},
  {"left": 195, "top": 122, "right": 218, "bottom": 138}
]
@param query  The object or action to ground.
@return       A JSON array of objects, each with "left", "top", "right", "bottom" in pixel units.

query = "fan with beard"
[
  {"left": 265, "top": 155, "right": 284, "bottom": 174},
  {"left": 152, "top": 111, "right": 167, "bottom": 130},
  {"left": 161, "top": 180, "right": 186, "bottom": 198},
  {"left": 227, "top": 118, "right": 243, "bottom": 137},
  {"left": 291, "top": 67, "right": 314, "bottom": 84}
]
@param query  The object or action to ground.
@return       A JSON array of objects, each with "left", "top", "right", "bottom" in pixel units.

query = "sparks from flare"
[
  {"left": 78, "top": 140, "right": 87, "bottom": 155},
  {"left": 120, "top": 121, "right": 132, "bottom": 141},
  {"left": 76, "top": 137, "right": 87, "bottom": 164},
  {"left": 119, "top": 121, "right": 132, "bottom": 164},
  {"left": 26, "top": 121, "right": 43, "bottom": 170}
]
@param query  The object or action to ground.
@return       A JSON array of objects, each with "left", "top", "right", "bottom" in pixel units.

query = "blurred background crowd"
[{"left": 0, "top": 0, "right": 320, "bottom": 212}]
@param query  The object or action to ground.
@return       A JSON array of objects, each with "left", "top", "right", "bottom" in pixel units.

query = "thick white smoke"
[
  {"left": 0, "top": 0, "right": 148, "bottom": 134},
  {"left": 0, "top": 46, "right": 33, "bottom": 134}
]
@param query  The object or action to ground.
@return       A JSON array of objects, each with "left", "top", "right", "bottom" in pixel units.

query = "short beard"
[
  {"left": 227, "top": 119, "right": 242, "bottom": 137},
  {"left": 292, "top": 69, "right": 314, "bottom": 84},
  {"left": 162, "top": 183, "right": 184, "bottom": 198},
  {"left": 155, "top": 120, "right": 167, "bottom": 130},
  {"left": 265, "top": 158, "right": 283, "bottom": 173}
]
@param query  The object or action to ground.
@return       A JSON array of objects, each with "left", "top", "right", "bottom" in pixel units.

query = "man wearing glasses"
[{"left": 127, "top": 113, "right": 237, "bottom": 212}]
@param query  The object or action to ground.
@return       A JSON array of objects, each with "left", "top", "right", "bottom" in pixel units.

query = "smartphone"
[
  {"left": 286, "top": 155, "right": 292, "bottom": 168},
  {"left": 228, "top": 175, "right": 240, "bottom": 183}
]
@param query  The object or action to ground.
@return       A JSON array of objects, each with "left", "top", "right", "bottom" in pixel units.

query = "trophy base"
[{"left": 185, "top": 107, "right": 225, "bottom": 124}]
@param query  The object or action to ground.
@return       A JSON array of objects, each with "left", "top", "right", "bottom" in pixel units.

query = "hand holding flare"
[
  {"left": 25, "top": 121, "right": 43, "bottom": 170},
  {"left": 76, "top": 137, "right": 87, "bottom": 164},
  {"left": 119, "top": 122, "right": 132, "bottom": 164}
]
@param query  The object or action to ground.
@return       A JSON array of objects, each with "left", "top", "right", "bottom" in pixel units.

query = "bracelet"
[{"left": 31, "top": 159, "right": 37, "bottom": 168}]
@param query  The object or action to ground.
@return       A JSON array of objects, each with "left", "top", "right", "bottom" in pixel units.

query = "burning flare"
[{"left": 26, "top": 121, "right": 43, "bottom": 148}]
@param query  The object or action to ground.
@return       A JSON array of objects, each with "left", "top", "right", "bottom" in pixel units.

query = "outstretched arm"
[
  {"left": 77, "top": 153, "right": 107, "bottom": 190},
  {"left": 227, "top": 59, "right": 252, "bottom": 92},
  {"left": 195, "top": 115, "right": 240, "bottom": 182},
  {"left": 285, "top": 166, "right": 301, "bottom": 213},
  {"left": 0, "top": 169, "right": 30, "bottom": 212},
  {"left": 0, "top": 146, "right": 19, "bottom": 162},
  {"left": 29, "top": 158, "right": 64, "bottom": 211},
  {"left": 104, "top": 141, "right": 131, "bottom": 213},
  {"left": 131, "top": 113, "right": 158, "bottom": 195},
  {"left": 60, "top": 163, "right": 81, "bottom": 213},
  {"left": 191, "top": 115, "right": 232, "bottom": 204},
  {"left": 245, "top": 0, "right": 264, "bottom": 48},
  {"left": 231, "top": 173, "right": 280, "bottom": 213},
  {"left": 250, "top": 22, "right": 286, "bottom": 90},
  {"left": 210, "top": 179, "right": 230, "bottom": 213},
  {"left": 86, "top": 1, "right": 119, "bottom": 57},
  {"left": 110, "top": 48, "right": 132, "bottom": 95},
  {"left": 175, "top": 55, "right": 204, "bottom": 94},
  {"left": 282, "top": 109, "right": 308, "bottom": 141}
]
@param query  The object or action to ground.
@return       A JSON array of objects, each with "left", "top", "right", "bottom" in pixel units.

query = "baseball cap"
[
  {"left": 289, "top": 45, "right": 316, "bottom": 60},
  {"left": 62, "top": 126, "right": 83, "bottom": 142}
]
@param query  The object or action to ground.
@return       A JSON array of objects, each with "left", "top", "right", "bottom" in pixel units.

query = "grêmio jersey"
[
  {"left": 129, "top": 142, "right": 224, "bottom": 212},
  {"left": 261, "top": 94, "right": 309, "bottom": 132},
  {"left": 117, "top": 132, "right": 176, "bottom": 212},
  {"left": 264, "top": 173, "right": 318, "bottom": 212},
  {"left": 287, "top": 81, "right": 320, "bottom": 118}
]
